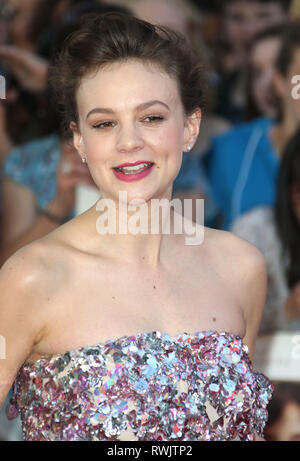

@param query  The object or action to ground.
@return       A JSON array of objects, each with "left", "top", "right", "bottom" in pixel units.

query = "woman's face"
[
  {"left": 72, "top": 59, "right": 200, "bottom": 205},
  {"left": 224, "top": 1, "right": 286, "bottom": 55},
  {"left": 7, "top": 0, "right": 39, "bottom": 49},
  {"left": 250, "top": 36, "right": 282, "bottom": 118}
]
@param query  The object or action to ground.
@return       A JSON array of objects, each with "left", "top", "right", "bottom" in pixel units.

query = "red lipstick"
[{"left": 112, "top": 161, "right": 155, "bottom": 182}]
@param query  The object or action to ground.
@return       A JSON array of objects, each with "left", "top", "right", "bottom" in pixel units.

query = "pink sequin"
[{"left": 7, "top": 330, "right": 273, "bottom": 441}]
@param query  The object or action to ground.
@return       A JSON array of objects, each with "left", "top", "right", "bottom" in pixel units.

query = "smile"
[{"left": 113, "top": 162, "right": 155, "bottom": 182}]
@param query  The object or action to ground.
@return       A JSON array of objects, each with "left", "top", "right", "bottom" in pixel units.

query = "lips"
[{"left": 112, "top": 161, "right": 155, "bottom": 182}]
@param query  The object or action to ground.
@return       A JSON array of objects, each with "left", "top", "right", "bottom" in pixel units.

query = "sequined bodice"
[{"left": 7, "top": 330, "right": 273, "bottom": 441}]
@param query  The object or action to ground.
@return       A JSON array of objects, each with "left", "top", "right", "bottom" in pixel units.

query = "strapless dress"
[{"left": 6, "top": 330, "right": 273, "bottom": 441}]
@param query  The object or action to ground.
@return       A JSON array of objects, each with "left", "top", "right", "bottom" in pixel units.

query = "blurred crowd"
[{"left": 0, "top": 0, "right": 300, "bottom": 441}]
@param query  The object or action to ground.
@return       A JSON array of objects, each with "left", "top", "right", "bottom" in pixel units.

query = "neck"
[{"left": 86, "top": 186, "right": 181, "bottom": 269}]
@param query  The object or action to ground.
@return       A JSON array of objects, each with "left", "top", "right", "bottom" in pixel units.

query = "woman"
[
  {"left": 0, "top": 13, "right": 273, "bottom": 441},
  {"left": 205, "top": 21, "right": 300, "bottom": 230},
  {"left": 232, "top": 129, "right": 300, "bottom": 334}
]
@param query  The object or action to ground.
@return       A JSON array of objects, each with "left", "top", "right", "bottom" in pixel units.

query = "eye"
[
  {"left": 92, "top": 121, "right": 116, "bottom": 129},
  {"left": 143, "top": 116, "right": 165, "bottom": 123}
]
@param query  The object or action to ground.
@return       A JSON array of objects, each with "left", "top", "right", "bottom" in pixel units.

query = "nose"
[{"left": 116, "top": 122, "right": 144, "bottom": 153}]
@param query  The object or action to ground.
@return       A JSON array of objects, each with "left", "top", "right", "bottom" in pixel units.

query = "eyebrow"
[{"left": 86, "top": 100, "right": 170, "bottom": 120}]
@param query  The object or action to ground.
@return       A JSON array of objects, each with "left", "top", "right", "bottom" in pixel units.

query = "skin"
[
  {"left": 249, "top": 36, "right": 282, "bottom": 119},
  {"left": 0, "top": 140, "right": 94, "bottom": 266},
  {"left": 132, "top": 0, "right": 188, "bottom": 37},
  {"left": 0, "top": 59, "right": 267, "bottom": 439}
]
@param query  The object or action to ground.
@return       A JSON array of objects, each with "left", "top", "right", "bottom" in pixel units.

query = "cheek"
[{"left": 145, "top": 121, "right": 185, "bottom": 156}]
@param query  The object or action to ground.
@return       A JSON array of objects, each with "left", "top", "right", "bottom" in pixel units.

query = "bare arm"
[
  {"left": 240, "top": 248, "right": 267, "bottom": 365},
  {"left": 232, "top": 236, "right": 268, "bottom": 441},
  {"left": 0, "top": 141, "right": 95, "bottom": 266},
  {"left": 0, "top": 245, "right": 47, "bottom": 408},
  {"left": 0, "top": 180, "right": 61, "bottom": 266}
]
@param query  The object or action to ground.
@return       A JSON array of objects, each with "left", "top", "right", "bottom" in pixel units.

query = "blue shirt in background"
[
  {"left": 0, "top": 133, "right": 77, "bottom": 217},
  {"left": 203, "top": 117, "right": 279, "bottom": 230}
]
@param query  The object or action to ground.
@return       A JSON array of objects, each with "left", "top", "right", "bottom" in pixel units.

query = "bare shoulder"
[
  {"left": 0, "top": 240, "right": 49, "bottom": 292},
  {"left": 203, "top": 226, "right": 266, "bottom": 279},
  {"left": 201, "top": 227, "right": 267, "bottom": 361},
  {"left": 0, "top": 235, "right": 69, "bottom": 308},
  {"left": 200, "top": 226, "right": 267, "bottom": 317},
  {"left": 0, "top": 241, "right": 60, "bottom": 403}
]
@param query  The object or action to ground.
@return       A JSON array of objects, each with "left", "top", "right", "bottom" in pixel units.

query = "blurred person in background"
[
  {"left": 265, "top": 382, "right": 300, "bottom": 441},
  {"left": 0, "top": 0, "right": 59, "bottom": 152},
  {"left": 4, "top": 0, "right": 39, "bottom": 50},
  {"left": 215, "top": 0, "right": 291, "bottom": 123},
  {"left": 204, "top": 21, "right": 300, "bottom": 230},
  {"left": 0, "top": 1, "right": 133, "bottom": 266},
  {"left": 232, "top": 129, "right": 300, "bottom": 334},
  {"left": 245, "top": 24, "right": 285, "bottom": 121},
  {"left": 187, "top": 0, "right": 223, "bottom": 52}
]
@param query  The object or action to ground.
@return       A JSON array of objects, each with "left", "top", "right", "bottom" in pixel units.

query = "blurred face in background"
[
  {"left": 132, "top": 0, "right": 187, "bottom": 37},
  {"left": 6, "top": 0, "right": 39, "bottom": 49},
  {"left": 249, "top": 35, "right": 282, "bottom": 118},
  {"left": 224, "top": 1, "right": 287, "bottom": 56}
]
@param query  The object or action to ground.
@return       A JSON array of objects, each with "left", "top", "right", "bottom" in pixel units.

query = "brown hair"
[
  {"left": 49, "top": 11, "right": 207, "bottom": 136},
  {"left": 276, "top": 20, "right": 300, "bottom": 76}
]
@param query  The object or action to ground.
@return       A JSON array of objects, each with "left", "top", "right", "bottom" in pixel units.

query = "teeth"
[{"left": 115, "top": 163, "right": 153, "bottom": 174}]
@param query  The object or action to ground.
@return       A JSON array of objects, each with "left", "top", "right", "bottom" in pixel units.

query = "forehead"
[{"left": 76, "top": 59, "right": 180, "bottom": 116}]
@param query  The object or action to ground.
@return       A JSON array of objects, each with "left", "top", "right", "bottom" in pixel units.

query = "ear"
[
  {"left": 183, "top": 108, "right": 202, "bottom": 152},
  {"left": 69, "top": 121, "right": 84, "bottom": 157}
]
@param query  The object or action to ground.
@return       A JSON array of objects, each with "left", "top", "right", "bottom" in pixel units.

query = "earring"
[
  {"left": 81, "top": 157, "right": 87, "bottom": 163},
  {"left": 186, "top": 145, "right": 191, "bottom": 151}
]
